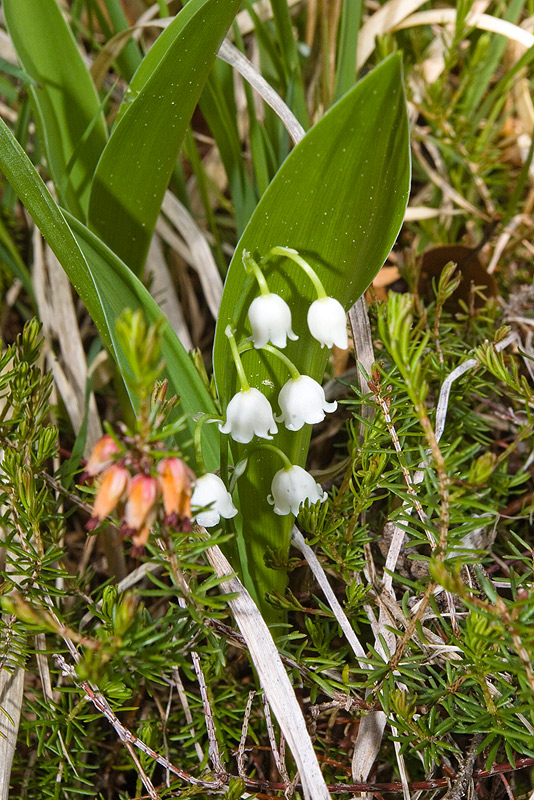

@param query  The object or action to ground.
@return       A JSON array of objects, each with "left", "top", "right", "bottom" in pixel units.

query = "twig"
[
  {"left": 123, "top": 740, "right": 160, "bottom": 800},
  {"left": 368, "top": 372, "right": 458, "bottom": 634},
  {"left": 172, "top": 666, "right": 205, "bottom": 764},
  {"left": 191, "top": 651, "right": 225, "bottom": 777},
  {"left": 499, "top": 773, "right": 516, "bottom": 800},
  {"left": 291, "top": 527, "right": 367, "bottom": 665},
  {"left": 263, "top": 693, "right": 290, "bottom": 783},
  {"left": 237, "top": 690, "right": 255, "bottom": 778},
  {"left": 53, "top": 654, "right": 224, "bottom": 791},
  {"left": 367, "top": 376, "right": 431, "bottom": 540},
  {"left": 440, "top": 733, "right": 482, "bottom": 800}
]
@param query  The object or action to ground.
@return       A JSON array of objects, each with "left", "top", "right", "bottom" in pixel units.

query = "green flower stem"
[
  {"left": 236, "top": 339, "right": 300, "bottom": 381},
  {"left": 243, "top": 251, "right": 270, "bottom": 296},
  {"left": 252, "top": 443, "right": 293, "bottom": 471},
  {"left": 225, "top": 325, "right": 250, "bottom": 391},
  {"left": 193, "top": 414, "right": 222, "bottom": 475},
  {"left": 266, "top": 246, "right": 327, "bottom": 299},
  {"left": 261, "top": 343, "right": 301, "bottom": 381}
]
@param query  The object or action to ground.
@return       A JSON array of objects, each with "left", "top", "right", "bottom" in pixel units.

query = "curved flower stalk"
[
  {"left": 265, "top": 246, "right": 349, "bottom": 349},
  {"left": 254, "top": 343, "right": 337, "bottom": 431},
  {"left": 219, "top": 326, "right": 278, "bottom": 443},
  {"left": 268, "top": 465, "right": 327, "bottom": 516},
  {"left": 192, "top": 473, "right": 238, "bottom": 527},
  {"left": 244, "top": 251, "right": 297, "bottom": 348}
]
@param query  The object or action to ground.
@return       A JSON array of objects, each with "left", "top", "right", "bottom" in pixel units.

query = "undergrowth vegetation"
[{"left": 0, "top": 1, "right": 534, "bottom": 799}]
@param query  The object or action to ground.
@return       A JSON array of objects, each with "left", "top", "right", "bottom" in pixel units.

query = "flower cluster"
[
  {"left": 243, "top": 248, "right": 348, "bottom": 351},
  {"left": 83, "top": 435, "right": 238, "bottom": 544},
  {"left": 84, "top": 247, "right": 344, "bottom": 535},
  {"left": 216, "top": 248, "right": 347, "bottom": 517}
]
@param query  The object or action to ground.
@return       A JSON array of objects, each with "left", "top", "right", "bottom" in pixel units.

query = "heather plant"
[{"left": 0, "top": 1, "right": 534, "bottom": 799}]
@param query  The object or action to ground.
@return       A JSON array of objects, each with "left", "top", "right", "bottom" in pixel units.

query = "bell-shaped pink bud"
[
  {"left": 121, "top": 474, "right": 159, "bottom": 536},
  {"left": 157, "top": 457, "right": 195, "bottom": 527},
  {"left": 86, "top": 465, "right": 129, "bottom": 530},
  {"left": 81, "top": 435, "right": 120, "bottom": 481}
]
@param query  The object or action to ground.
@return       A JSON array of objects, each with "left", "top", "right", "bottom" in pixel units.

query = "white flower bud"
[
  {"left": 276, "top": 375, "right": 337, "bottom": 431},
  {"left": 192, "top": 473, "right": 238, "bottom": 528},
  {"left": 307, "top": 297, "right": 348, "bottom": 349},
  {"left": 248, "top": 293, "right": 298, "bottom": 349},
  {"left": 219, "top": 387, "right": 278, "bottom": 444},
  {"left": 267, "top": 465, "right": 327, "bottom": 516}
]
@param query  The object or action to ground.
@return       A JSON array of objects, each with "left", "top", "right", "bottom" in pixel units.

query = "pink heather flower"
[
  {"left": 81, "top": 434, "right": 120, "bottom": 481},
  {"left": 131, "top": 512, "right": 157, "bottom": 549},
  {"left": 86, "top": 465, "right": 129, "bottom": 531},
  {"left": 157, "top": 457, "right": 195, "bottom": 527},
  {"left": 121, "top": 474, "right": 159, "bottom": 536}
]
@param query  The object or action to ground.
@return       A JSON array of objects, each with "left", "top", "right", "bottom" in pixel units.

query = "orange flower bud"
[
  {"left": 82, "top": 435, "right": 120, "bottom": 481},
  {"left": 121, "top": 474, "right": 159, "bottom": 535},
  {"left": 86, "top": 465, "right": 129, "bottom": 530},
  {"left": 157, "top": 458, "right": 194, "bottom": 527},
  {"left": 131, "top": 512, "right": 157, "bottom": 550}
]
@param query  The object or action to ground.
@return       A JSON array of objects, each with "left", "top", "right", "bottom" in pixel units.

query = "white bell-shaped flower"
[
  {"left": 276, "top": 375, "right": 337, "bottom": 431},
  {"left": 192, "top": 473, "right": 238, "bottom": 528},
  {"left": 219, "top": 387, "right": 278, "bottom": 443},
  {"left": 307, "top": 296, "right": 348, "bottom": 349},
  {"left": 268, "top": 465, "right": 327, "bottom": 516},
  {"left": 248, "top": 292, "right": 298, "bottom": 349}
]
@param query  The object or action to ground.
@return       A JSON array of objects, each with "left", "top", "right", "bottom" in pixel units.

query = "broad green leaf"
[
  {"left": 213, "top": 54, "right": 411, "bottom": 610},
  {"left": 4, "top": 0, "right": 108, "bottom": 219},
  {"left": 0, "top": 116, "right": 219, "bottom": 468},
  {"left": 87, "top": 0, "right": 242, "bottom": 275}
]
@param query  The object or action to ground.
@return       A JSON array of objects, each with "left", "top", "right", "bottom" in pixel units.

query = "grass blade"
[
  {"left": 4, "top": 0, "right": 108, "bottom": 218},
  {"left": 87, "top": 0, "right": 242, "bottom": 276}
]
